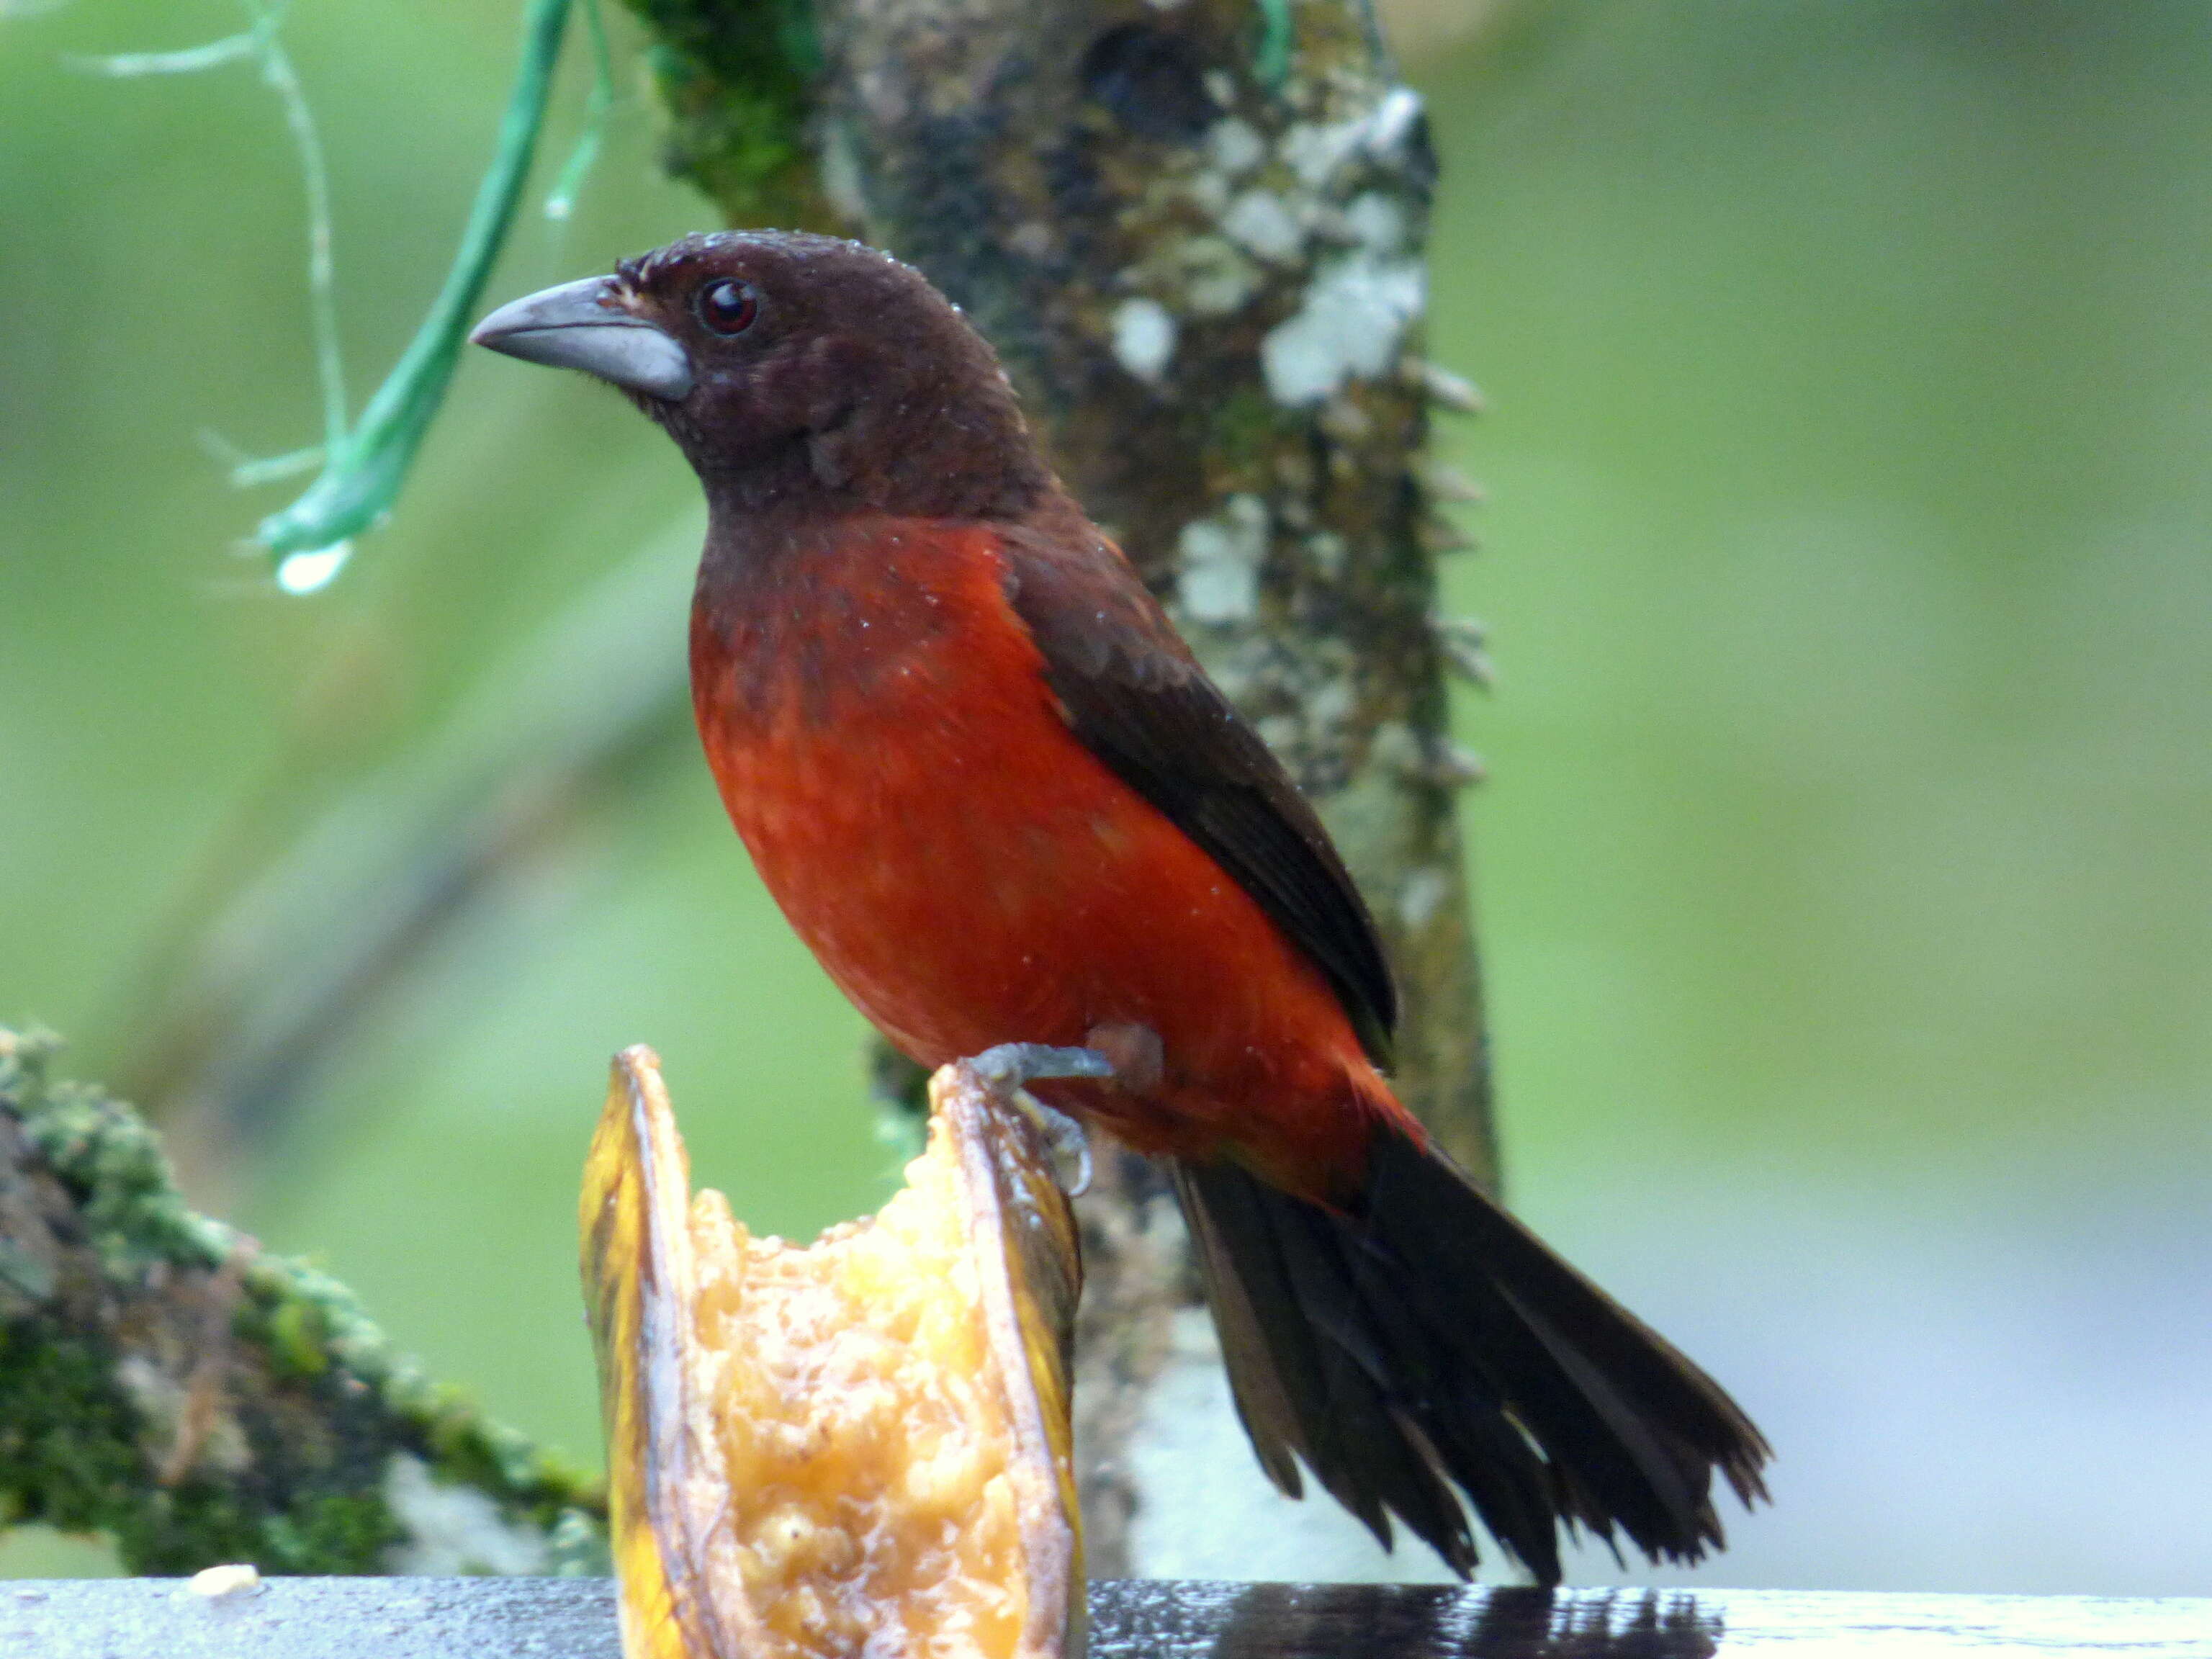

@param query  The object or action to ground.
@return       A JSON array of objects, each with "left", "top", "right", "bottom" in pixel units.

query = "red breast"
[{"left": 688, "top": 516, "right": 1408, "bottom": 1197}]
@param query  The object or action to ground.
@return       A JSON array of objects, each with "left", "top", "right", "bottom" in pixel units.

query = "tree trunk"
[{"left": 628, "top": 0, "right": 1494, "bottom": 1579}]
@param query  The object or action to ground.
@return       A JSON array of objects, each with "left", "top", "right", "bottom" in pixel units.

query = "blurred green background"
[{"left": 4, "top": 0, "right": 2208, "bottom": 1595}]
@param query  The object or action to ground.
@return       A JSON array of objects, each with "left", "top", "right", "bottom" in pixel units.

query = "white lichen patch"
[
  {"left": 1112, "top": 297, "right": 1178, "bottom": 384},
  {"left": 1280, "top": 115, "right": 1371, "bottom": 192},
  {"left": 113, "top": 1352, "right": 185, "bottom": 1431},
  {"left": 1176, "top": 494, "right": 1270, "bottom": 624},
  {"left": 1007, "top": 220, "right": 1055, "bottom": 262},
  {"left": 817, "top": 122, "right": 868, "bottom": 229},
  {"left": 382, "top": 1452, "right": 549, "bottom": 1575},
  {"left": 1305, "top": 673, "right": 1355, "bottom": 737},
  {"left": 1431, "top": 742, "right": 1487, "bottom": 787},
  {"left": 1183, "top": 168, "right": 1231, "bottom": 217},
  {"left": 1262, "top": 252, "right": 1426, "bottom": 406},
  {"left": 1206, "top": 116, "right": 1266, "bottom": 179},
  {"left": 1364, "top": 720, "right": 1424, "bottom": 780},
  {"left": 1279, "top": 86, "right": 1426, "bottom": 193},
  {"left": 111, "top": 1352, "right": 246, "bottom": 1478},
  {"left": 1179, "top": 235, "right": 1260, "bottom": 317},
  {"left": 1366, "top": 86, "right": 1425, "bottom": 159},
  {"left": 1222, "top": 189, "right": 1304, "bottom": 264},
  {"left": 1128, "top": 230, "right": 1261, "bottom": 321},
  {"left": 1397, "top": 866, "right": 1452, "bottom": 931},
  {"left": 1343, "top": 191, "right": 1408, "bottom": 256}
]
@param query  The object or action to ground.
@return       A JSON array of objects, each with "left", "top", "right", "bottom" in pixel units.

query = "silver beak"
[{"left": 469, "top": 276, "right": 694, "bottom": 401}]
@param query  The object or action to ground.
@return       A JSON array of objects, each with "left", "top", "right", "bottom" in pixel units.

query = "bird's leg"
[{"left": 967, "top": 1043, "right": 1111, "bottom": 1197}]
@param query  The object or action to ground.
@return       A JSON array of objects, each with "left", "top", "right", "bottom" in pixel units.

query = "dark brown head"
[{"left": 469, "top": 230, "right": 1052, "bottom": 523}]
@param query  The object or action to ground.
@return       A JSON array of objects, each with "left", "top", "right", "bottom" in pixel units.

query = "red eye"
[{"left": 697, "top": 279, "right": 759, "bottom": 336}]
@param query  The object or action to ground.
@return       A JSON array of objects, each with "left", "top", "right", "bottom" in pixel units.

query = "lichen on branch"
[{"left": 0, "top": 1027, "right": 606, "bottom": 1575}]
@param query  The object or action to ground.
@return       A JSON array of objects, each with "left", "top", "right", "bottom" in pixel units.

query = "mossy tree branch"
[
  {"left": 621, "top": 0, "right": 834, "bottom": 225},
  {"left": 0, "top": 1028, "right": 606, "bottom": 1575}
]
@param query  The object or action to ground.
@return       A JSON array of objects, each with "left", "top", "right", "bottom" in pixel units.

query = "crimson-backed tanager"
[{"left": 472, "top": 231, "right": 1768, "bottom": 1583}]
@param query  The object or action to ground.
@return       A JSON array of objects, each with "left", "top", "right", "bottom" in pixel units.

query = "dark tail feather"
[{"left": 1172, "top": 1125, "right": 1770, "bottom": 1584}]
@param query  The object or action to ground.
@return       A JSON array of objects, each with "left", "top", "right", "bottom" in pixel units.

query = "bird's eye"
[{"left": 696, "top": 279, "right": 759, "bottom": 336}]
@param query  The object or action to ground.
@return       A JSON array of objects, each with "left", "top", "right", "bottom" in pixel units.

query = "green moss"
[
  {"left": 104, "top": 1477, "right": 405, "bottom": 1576},
  {"left": 264, "top": 1299, "right": 331, "bottom": 1381},
  {"left": 622, "top": 0, "right": 827, "bottom": 225},
  {"left": 544, "top": 1505, "right": 614, "bottom": 1575},
  {"left": 1, "top": 1027, "right": 608, "bottom": 1573},
  {"left": 4, "top": 1031, "right": 228, "bottom": 1280},
  {"left": 267, "top": 1491, "right": 408, "bottom": 1575},
  {"left": 1209, "top": 385, "right": 1293, "bottom": 482},
  {"left": 0, "top": 1206, "right": 410, "bottom": 1575},
  {"left": 0, "top": 1320, "right": 146, "bottom": 1541}
]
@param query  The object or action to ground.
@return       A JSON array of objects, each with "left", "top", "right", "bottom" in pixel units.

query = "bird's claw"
[
  {"left": 967, "top": 1043, "right": 1106, "bottom": 1197},
  {"left": 970, "top": 1042, "right": 1116, "bottom": 1089}
]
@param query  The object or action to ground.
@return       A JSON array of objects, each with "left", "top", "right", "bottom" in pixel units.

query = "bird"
[{"left": 471, "top": 230, "right": 1769, "bottom": 1583}]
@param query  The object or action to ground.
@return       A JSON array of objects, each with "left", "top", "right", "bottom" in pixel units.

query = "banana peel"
[{"left": 580, "top": 1045, "right": 1086, "bottom": 1659}]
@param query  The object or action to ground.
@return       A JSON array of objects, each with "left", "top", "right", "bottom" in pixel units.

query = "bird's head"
[{"left": 470, "top": 230, "right": 1051, "bottom": 521}]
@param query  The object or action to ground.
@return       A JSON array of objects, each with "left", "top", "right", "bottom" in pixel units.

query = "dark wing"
[{"left": 998, "top": 516, "right": 1397, "bottom": 1066}]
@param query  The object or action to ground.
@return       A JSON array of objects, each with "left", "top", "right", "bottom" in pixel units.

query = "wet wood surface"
[{"left": 2, "top": 1575, "right": 2206, "bottom": 1656}]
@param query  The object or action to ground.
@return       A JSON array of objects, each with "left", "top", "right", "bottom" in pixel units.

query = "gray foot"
[{"left": 967, "top": 1043, "right": 1108, "bottom": 1196}]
